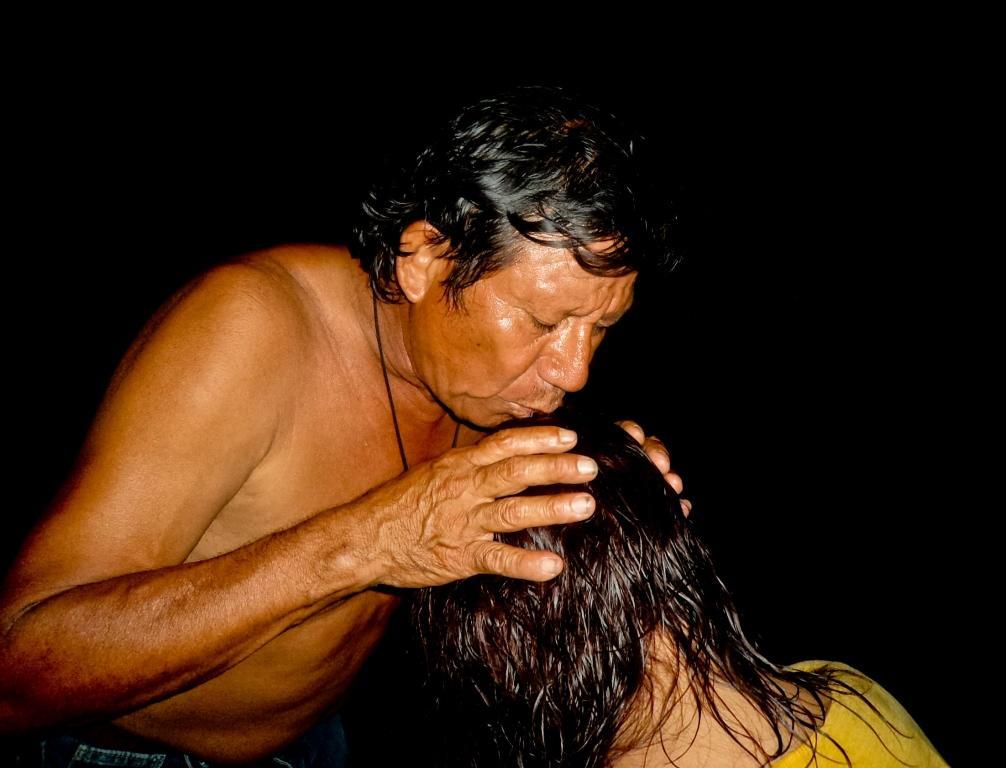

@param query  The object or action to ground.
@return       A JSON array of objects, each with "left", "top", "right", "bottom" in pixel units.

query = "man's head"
[
  {"left": 351, "top": 84, "right": 677, "bottom": 426},
  {"left": 392, "top": 221, "right": 637, "bottom": 425}
]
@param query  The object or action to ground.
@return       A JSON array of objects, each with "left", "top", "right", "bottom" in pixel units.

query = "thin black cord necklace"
[{"left": 373, "top": 290, "right": 460, "bottom": 472}]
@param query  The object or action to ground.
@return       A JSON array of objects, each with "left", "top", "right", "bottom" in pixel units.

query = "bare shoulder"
[
  {"left": 234, "top": 243, "right": 366, "bottom": 332},
  {"left": 2, "top": 252, "right": 336, "bottom": 608},
  {"left": 144, "top": 250, "right": 319, "bottom": 352},
  {"left": 102, "top": 247, "right": 357, "bottom": 409}
]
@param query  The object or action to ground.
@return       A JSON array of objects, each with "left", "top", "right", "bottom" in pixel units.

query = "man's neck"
[{"left": 351, "top": 280, "right": 451, "bottom": 428}]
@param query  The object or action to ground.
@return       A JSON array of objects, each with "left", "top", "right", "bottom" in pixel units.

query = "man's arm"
[
  {"left": 0, "top": 262, "right": 350, "bottom": 732},
  {"left": 0, "top": 261, "right": 598, "bottom": 734}
]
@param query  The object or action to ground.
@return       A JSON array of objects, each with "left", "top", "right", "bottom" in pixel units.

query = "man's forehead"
[
  {"left": 496, "top": 238, "right": 636, "bottom": 313},
  {"left": 511, "top": 231, "right": 621, "bottom": 260}
]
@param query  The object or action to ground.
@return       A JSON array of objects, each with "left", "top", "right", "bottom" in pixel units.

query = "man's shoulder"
[
  {"left": 220, "top": 243, "right": 363, "bottom": 342},
  {"left": 200, "top": 247, "right": 322, "bottom": 327},
  {"left": 232, "top": 242, "right": 359, "bottom": 297},
  {"left": 111, "top": 243, "right": 369, "bottom": 429},
  {"left": 172, "top": 244, "right": 359, "bottom": 351},
  {"left": 105, "top": 251, "right": 330, "bottom": 411}
]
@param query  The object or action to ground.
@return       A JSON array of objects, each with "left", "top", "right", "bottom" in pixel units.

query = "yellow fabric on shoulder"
[{"left": 770, "top": 660, "right": 949, "bottom": 768}]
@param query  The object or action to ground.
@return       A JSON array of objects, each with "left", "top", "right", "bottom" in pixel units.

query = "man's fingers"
[
  {"left": 477, "top": 452, "right": 598, "bottom": 497},
  {"left": 478, "top": 492, "right": 595, "bottom": 533},
  {"left": 616, "top": 420, "right": 646, "bottom": 445},
  {"left": 467, "top": 426, "right": 578, "bottom": 467},
  {"left": 644, "top": 437, "right": 672, "bottom": 475},
  {"left": 680, "top": 497, "right": 693, "bottom": 518},
  {"left": 618, "top": 423, "right": 677, "bottom": 483},
  {"left": 663, "top": 470, "right": 685, "bottom": 495},
  {"left": 468, "top": 541, "right": 565, "bottom": 582},
  {"left": 619, "top": 422, "right": 681, "bottom": 492}
]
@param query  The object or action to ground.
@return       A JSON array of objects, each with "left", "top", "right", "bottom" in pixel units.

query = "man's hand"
[
  {"left": 358, "top": 426, "right": 597, "bottom": 588},
  {"left": 616, "top": 420, "right": 692, "bottom": 518}
]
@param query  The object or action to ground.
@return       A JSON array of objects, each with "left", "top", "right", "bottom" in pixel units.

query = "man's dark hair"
[
  {"left": 350, "top": 84, "right": 677, "bottom": 310},
  {"left": 413, "top": 407, "right": 895, "bottom": 767}
]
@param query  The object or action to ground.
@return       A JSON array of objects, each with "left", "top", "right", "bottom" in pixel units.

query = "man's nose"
[{"left": 540, "top": 323, "right": 593, "bottom": 394}]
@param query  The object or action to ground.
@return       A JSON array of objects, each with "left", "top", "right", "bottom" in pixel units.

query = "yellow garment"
[{"left": 770, "top": 660, "right": 949, "bottom": 767}]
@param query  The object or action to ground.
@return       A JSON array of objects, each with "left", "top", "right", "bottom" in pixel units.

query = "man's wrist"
[{"left": 300, "top": 503, "right": 387, "bottom": 602}]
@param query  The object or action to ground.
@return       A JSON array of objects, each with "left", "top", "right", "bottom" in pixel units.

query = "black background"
[{"left": 6, "top": 36, "right": 976, "bottom": 766}]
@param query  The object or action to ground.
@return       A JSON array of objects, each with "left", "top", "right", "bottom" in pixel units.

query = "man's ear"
[{"left": 396, "top": 220, "right": 452, "bottom": 303}]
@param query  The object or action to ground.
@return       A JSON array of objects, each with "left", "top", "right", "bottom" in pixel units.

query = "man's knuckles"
[
  {"left": 481, "top": 426, "right": 573, "bottom": 457},
  {"left": 483, "top": 541, "right": 552, "bottom": 580},
  {"left": 492, "top": 494, "right": 576, "bottom": 530},
  {"left": 493, "top": 497, "right": 527, "bottom": 529}
]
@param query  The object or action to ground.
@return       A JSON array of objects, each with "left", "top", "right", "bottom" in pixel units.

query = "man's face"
[{"left": 406, "top": 238, "right": 637, "bottom": 428}]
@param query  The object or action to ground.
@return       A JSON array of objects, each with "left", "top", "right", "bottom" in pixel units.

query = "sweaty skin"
[{"left": 0, "top": 237, "right": 663, "bottom": 762}]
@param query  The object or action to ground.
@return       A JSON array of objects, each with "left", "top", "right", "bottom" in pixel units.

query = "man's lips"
[
  {"left": 510, "top": 401, "right": 562, "bottom": 417},
  {"left": 508, "top": 404, "right": 536, "bottom": 417}
]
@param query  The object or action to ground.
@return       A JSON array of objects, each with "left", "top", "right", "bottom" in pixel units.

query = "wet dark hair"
[
  {"left": 350, "top": 84, "right": 677, "bottom": 310},
  {"left": 413, "top": 407, "right": 898, "bottom": 767}
]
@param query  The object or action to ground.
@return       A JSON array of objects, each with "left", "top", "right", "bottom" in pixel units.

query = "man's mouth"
[
  {"left": 511, "top": 401, "right": 562, "bottom": 417},
  {"left": 509, "top": 404, "right": 536, "bottom": 418}
]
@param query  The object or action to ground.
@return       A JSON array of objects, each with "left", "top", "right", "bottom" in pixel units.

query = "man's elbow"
[
  {"left": 0, "top": 659, "right": 53, "bottom": 735},
  {"left": 0, "top": 697, "right": 35, "bottom": 736},
  {"left": 0, "top": 592, "right": 43, "bottom": 638},
  {"left": 0, "top": 601, "right": 73, "bottom": 734}
]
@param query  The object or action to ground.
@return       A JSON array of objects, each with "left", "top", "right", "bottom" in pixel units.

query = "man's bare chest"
[{"left": 186, "top": 379, "right": 465, "bottom": 563}]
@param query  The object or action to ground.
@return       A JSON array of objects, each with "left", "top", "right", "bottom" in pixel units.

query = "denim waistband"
[{"left": 12, "top": 713, "right": 348, "bottom": 768}]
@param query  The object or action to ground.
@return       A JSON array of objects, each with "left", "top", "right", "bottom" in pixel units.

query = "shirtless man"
[{"left": 0, "top": 85, "right": 684, "bottom": 765}]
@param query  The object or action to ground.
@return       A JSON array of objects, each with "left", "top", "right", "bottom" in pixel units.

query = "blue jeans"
[{"left": 11, "top": 714, "right": 349, "bottom": 768}]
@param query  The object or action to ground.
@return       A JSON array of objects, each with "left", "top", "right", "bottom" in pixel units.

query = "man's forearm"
[{"left": 0, "top": 502, "right": 379, "bottom": 734}]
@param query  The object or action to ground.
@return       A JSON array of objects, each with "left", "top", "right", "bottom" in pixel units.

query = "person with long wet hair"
[{"left": 414, "top": 407, "right": 949, "bottom": 767}]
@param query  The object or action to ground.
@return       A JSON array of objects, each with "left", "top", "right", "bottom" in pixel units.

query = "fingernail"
[
  {"left": 558, "top": 429, "right": 577, "bottom": 443},
  {"left": 572, "top": 495, "right": 593, "bottom": 516},
  {"left": 577, "top": 458, "right": 597, "bottom": 475},
  {"left": 541, "top": 558, "right": 562, "bottom": 576}
]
